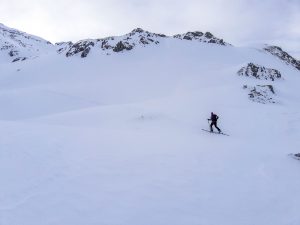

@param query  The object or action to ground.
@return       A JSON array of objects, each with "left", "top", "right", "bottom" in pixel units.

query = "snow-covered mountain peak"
[
  {"left": 0, "top": 23, "right": 54, "bottom": 63},
  {"left": 0, "top": 23, "right": 51, "bottom": 45},
  {"left": 128, "top": 27, "right": 167, "bottom": 38},
  {"left": 62, "top": 28, "right": 169, "bottom": 58},
  {"left": 130, "top": 27, "right": 145, "bottom": 33},
  {"left": 61, "top": 28, "right": 230, "bottom": 58},
  {"left": 0, "top": 24, "right": 232, "bottom": 60},
  {"left": 173, "top": 31, "right": 230, "bottom": 46},
  {"left": 128, "top": 27, "right": 148, "bottom": 35}
]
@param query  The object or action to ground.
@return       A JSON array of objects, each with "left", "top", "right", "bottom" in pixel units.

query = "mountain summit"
[{"left": 58, "top": 28, "right": 230, "bottom": 58}]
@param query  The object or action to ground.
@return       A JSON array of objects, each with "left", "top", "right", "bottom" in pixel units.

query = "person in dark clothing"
[{"left": 208, "top": 112, "right": 221, "bottom": 133}]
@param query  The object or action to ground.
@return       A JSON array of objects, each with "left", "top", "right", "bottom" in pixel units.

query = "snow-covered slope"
[
  {"left": 1, "top": 23, "right": 300, "bottom": 225},
  {"left": 0, "top": 23, "right": 54, "bottom": 63}
]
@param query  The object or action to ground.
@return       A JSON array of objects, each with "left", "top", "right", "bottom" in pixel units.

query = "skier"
[{"left": 208, "top": 112, "right": 221, "bottom": 133}]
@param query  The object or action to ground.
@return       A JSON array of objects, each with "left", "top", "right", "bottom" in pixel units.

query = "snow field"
[{"left": 0, "top": 40, "right": 300, "bottom": 225}]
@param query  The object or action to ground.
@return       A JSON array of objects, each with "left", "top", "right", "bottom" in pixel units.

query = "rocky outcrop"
[
  {"left": 264, "top": 45, "right": 300, "bottom": 71},
  {"left": 112, "top": 41, "right": 134, "bottom": 52},
  {"left": 60, "top": 28, "right": 231, "bottom": 58},
  {"left": 63, "top": 28, "right": 167, "bottom": 58},
  {"left": 56, "top": 42, "right": 73, "bottom": 54},
  {"left": 1, "top": 24, "right": 231, "bottom": 60},
  {"left": 1, "top": 23, "right": 233, "bottom": 60},
  {"left": 238, "top": 63, "right": 282, "bottom": 81},
  {"left": 65, "top": 40, "right": 95, "bottom": 58},
  {"left": 173, "top": 31, "right": 230, "bottom": 46},
  {"left": 243, "top": 84, "right": 277, "bottom": 104},
  {"left": 12, "top": 57, "right": 27, "bottom": 62}
]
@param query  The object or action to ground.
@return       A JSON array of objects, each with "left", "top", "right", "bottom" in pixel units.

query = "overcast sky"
[{"left": 1, "top": 0, "right": 299, "bottom": 56}]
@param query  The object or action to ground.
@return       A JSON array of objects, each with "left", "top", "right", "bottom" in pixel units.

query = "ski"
[
  {"left": 288, "top": 153, "right": 300, "bottom": 160},
  {"left": 201, "top": 129, "right": 229, "bottom": 136}
]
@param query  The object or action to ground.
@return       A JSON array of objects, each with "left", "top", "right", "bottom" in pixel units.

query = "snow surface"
[{"left": 1, "top": 27, "right": 300, "bottom": 225}]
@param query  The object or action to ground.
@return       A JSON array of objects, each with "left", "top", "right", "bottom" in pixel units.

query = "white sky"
[{"left": 1, "top": 0, "right": 300, "bottom": 56}]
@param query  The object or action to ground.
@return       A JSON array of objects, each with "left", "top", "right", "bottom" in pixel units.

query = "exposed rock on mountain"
[
  {"left": 243, "top": 84, "right": 277, "bottom": 104},
  {"left": 65, "top": 40, "right": 95, "bottom": 58},
  {"left": 1, "top": 24, "right": 232, "bottom": 60},
  {"left": 264, "top": 45, "right": 300, "bottom": 71},
  {"left": 61, "top": 28, "right": 231, "bottom": 58},
  {"left": 173, "top": 31, "right": 229, "bottom": 46},
  {"left": 63, "top": 28, "right": 167, "bottom": 58},
  {"left": 238, "top": 63, "right": 282, "bottom": 81},
  {"left": 56, "top": 41, "right": 73, "bottom": 54},
  {"left": 12, "top": 57, "right": 27, "bottom": 62}
]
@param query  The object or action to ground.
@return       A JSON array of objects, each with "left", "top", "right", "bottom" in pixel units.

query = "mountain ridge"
[
  {"left": 58, "top": 27, "right": 231, "bottom": 58},
  {"left": 1, "top": 24, "right": 231, "bottom": 61},
  {"left": 0, "top": 23, "right": 299, "bottom": 73}
]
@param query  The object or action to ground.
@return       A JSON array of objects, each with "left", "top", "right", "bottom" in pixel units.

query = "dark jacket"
[{"left": 210, "top": 114, "right": 219, "bottom": 122}]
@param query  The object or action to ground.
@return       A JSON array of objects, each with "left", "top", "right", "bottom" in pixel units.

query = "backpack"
[{"left": 211, "top": 114, "right": 218, "bottom": 122}]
